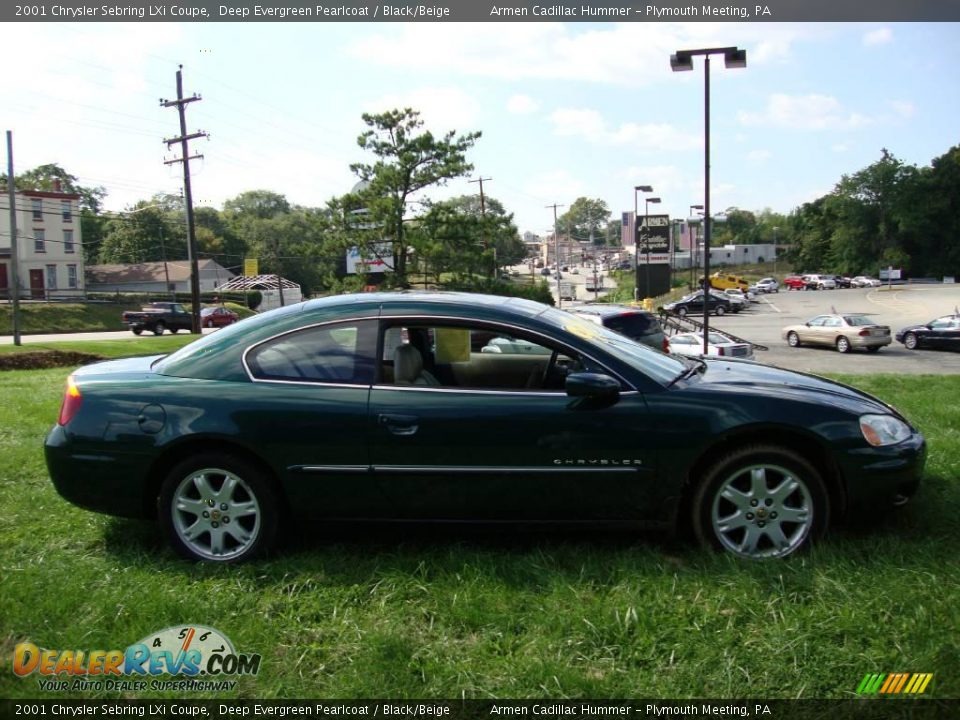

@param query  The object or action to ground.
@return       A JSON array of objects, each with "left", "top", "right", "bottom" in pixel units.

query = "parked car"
[
  {"left": 668, "top": 331, "right": 755, "bottom": 360},
  {"left": 895, "top": 314, "right": 960, "bottom": 351},
  {"left": 664, "top": 291, "right": 733, "bottom": 317},
  {"left": 121, "top": 302, "right": 193, "bottom": 336},
  {"left": 834, "top": 276, "right": 852, "bottom": 289},
  {"left": 716, "top": 290, "right": 747, "bottom": 312},
  {"left": 569, "top": 305, "right": 668, "bottom": 352},
  {"left": 802, "top": 274, "right": 837, "bottom": 290},
  {"left": 704, "top": 273, "right": 750, "bottom": 291},
  {"left": 783, "top": 276, "right": 806, "bottom": 291},
  {"left": 201, "top": 306, "right": 240, "bottom": 328},
  {"left": 46, "top": 292, "right": 926, "bottom": 562},
  {"left": 782, "top": 313, "right": 892, "bottom": 353},
  {"left": 752, "top": 277, "right": 779, "bottom": 293},
  {"left": 724, "top": 288, "right": 757, "bottom": 304},
  {"left": 540, "top": 267, "right": 552, "bottom": 276},
  {"left": 851, "top": 276, "right": 882, "bottom": 288}
]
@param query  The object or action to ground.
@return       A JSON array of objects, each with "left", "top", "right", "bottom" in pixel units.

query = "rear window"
[{"left": 604, "top": 313, "right": 661, "bottom": 339}]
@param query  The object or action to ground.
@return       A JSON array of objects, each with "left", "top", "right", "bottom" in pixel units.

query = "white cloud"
[
  {"left": 618, "top": 165, "right": 687, "bottom": 195},
  {"left": 550, "top": 108, "right": 702, "bottom": 151},
  {"left": 889, "top": 100, "right": 915, "bottom": 118},
  {"left": 364, "top": 87, "right": 482, "bottom": 134},
  {"left": 507, "top": 95, "right": 539, "bottom": 115},
  {"left": 739, "top": 94, "right": 873, "bottom": 131},
  {"left": 863, "top": 28, "right": 893, "bottom": 46}
]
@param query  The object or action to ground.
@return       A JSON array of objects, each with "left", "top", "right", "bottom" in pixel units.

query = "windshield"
[{"left": 541, "top": 308, "right": 685, "bottom": 385}]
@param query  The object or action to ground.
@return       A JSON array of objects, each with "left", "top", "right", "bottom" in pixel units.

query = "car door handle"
[{"left": 378, "top": 413, "right": 419, "bottom": 436}]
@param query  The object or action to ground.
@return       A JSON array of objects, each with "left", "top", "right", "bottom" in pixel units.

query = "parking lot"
[{"left": 708, "top": 284, "right": 960, "bottom": 375}]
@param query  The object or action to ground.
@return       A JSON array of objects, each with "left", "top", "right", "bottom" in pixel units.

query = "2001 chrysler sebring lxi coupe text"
[{"left": 45, "top": 293, "right": 926, "bottom": 563}]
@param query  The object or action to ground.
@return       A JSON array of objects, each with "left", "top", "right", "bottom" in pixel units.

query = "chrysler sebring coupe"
[{"left": 45, "top": 293, "right": 925, "bottom": 563}]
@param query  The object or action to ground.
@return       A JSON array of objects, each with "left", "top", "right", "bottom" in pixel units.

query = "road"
[{"left": 0, "top": 328, "right": 216, "bottom": 345}]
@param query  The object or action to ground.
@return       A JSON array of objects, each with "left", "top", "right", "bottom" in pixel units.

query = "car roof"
[{"left": 570, "top": 304, "right": 653, "bottom": 318}]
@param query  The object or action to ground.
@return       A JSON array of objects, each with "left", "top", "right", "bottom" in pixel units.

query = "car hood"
[{"left": 692, "top": 358, "right": 896, "bottom": 417}]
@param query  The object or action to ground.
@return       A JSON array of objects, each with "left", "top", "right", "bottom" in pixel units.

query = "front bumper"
[{"left": 840, "top": 431, "right": 926, "bottom": 512}]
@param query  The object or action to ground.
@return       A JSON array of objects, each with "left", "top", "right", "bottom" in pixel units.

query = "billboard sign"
[
  {"left": 346, "top": 243, "right": 394, "bottom": 274},
  {"left": 636, "top": 214, "right": 671, "bottom": 264}
]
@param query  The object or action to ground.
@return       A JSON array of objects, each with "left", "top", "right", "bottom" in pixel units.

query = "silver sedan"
[{"left": 782, "top": 314, "right": 892, "bottom": 353}]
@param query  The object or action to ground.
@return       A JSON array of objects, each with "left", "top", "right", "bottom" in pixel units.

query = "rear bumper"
[{"left": 45, "top": 424, "right": 152, "bottom": 519}]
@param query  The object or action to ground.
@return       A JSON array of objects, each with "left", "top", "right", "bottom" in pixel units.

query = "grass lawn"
[{"left": 0, "top": 357, "right": 957, "bottom": 700}]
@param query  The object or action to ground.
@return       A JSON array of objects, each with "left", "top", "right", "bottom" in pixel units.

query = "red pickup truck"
[{"left": 122, "top": 302, "right": 194, "bottom": 335}]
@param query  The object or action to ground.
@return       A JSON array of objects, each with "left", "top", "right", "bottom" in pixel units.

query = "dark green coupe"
[{"left": 45, "top": 292, "right": 926, "bottom": 563}]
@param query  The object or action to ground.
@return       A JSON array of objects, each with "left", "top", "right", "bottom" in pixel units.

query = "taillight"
[
  {"left": 859, "top": 329, "right": 871, "bottom": 337},
  {"left": 662, "top": 338, "right": 670, "bottom": 352},
  {"left": 717, "top": 347, "right": 726, "bottom": 356},
  {"left": 58, "top": 375, "right": 82, "bottom": 426}
]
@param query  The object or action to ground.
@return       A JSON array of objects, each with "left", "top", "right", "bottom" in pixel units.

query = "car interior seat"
[{"left": 393, "top": 344, "right": 441, "bottom": 387}]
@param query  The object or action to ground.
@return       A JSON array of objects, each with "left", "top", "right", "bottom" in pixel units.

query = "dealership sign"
[
  {"left": 636, "top": 214, "right": 671, "bottom": 264},
  {"left": 346, "top": 243, "right": 394, "bottom": 274}
]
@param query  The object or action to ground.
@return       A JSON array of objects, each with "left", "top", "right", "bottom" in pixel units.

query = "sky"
[{"left": 5, "top": 21, "right": 960, "bottom": 237}]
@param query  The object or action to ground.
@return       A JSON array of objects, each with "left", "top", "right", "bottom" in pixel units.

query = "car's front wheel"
[
  {"left": 691, "top": 445, "right": 828, "bottom": 559},
  {"left": 677, "top": 307, "right": 687, "bottom": 318},
  {"left": 159, "top": 454, "right": 278, "bottom": 563},
  {"left": 787, "top": 331, "right": 801, "bottom": 348},
  {"left": 715, "top": 306, "right": 726, "bottom": 316},
  {"left": 904, "top": 332, "right": 919, "bottom": 350},
  {"left": 132, "top": 328, "right": 143, "bottom": 336},
  {"left": 836, "top": 336, "right": 851, "bottom": 353}
]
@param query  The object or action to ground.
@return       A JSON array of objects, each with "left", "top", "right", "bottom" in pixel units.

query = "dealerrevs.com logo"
[{"left": 13, "top": 625, "right": 260, "bottom": 692}]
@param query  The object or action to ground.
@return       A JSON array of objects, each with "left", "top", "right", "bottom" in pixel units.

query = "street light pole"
[
  {"left": 633, "top": 184, "right": 653, "bottom": 302},
  {"left": 671, "top": 46, "right": 747, "bottom": 354},
  {"left": 689, "top": 204, "right": 704, "bottom": 290}
]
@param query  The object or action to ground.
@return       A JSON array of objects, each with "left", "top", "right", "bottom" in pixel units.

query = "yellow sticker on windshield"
[{"left": 563, "top": 319, "right": 602, "bottom": 341}]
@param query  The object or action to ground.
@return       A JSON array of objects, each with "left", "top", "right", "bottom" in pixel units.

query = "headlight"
[{"left": 860, "top": 414, "right": 912, "bottom": 447}]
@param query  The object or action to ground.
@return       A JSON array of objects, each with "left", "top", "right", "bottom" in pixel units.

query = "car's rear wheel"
[
  {"left": 715, "top": 306, "right": 726, "bottom": 316},
  {"left": 691, "top": 445, "right": 828, "bottom": 559},
  {"left": 132, "top": 328, "right": 143, "bottom": 336},
  {"left": 159, "top": 454, "right": 278, "bottom": 563},
  {"left": 904, "top": 332, "right": 919, "bottom": 350},
  {"left": 677, "top": 307, "right": 687, "bottom": 318},
  {"left": 153, "top": 322, "right": 166, "bottom": 336},
  {"left": 787, "top": 331, "right": 801, "bottom": 348},
  {"left": 836, "top": 336, "right": 851, "bottom": 353},
  {"left": 170, "top": 328, "right": 179, "bottom": 334}
]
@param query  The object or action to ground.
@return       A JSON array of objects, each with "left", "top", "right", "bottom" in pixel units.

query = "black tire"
[
  {"left": 677, "top": 307, "right": 687, "bottom": 318},
  {"left": 132, "top": 328, "right": 143, "bottom": 336},
  {"left": 715, "top": 305, "right": 726, "bottom": 316},
  {"left": 690, "top": 445, "right": 829, "bottom": 559},
  {"left": 170, "top": 328, "right": 179, "bottom": 334},
  {"left": 153, "top": 322, "right": 166, "bottom": 336},
  {"left": 158, "top": 453, "right": 278, "bottom": 563},
  {"left": 836, "top": 336, "right": 851, "bottom": 353},
  {"left": 904, "top": 332, "right": 919, "bottom": 351},
  {"left": 787, "top": 331, "right": 801, "bottom": 348}
]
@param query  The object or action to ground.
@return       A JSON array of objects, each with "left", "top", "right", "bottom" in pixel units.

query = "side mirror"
[{"left": 565, "top": 372, "right": 620, "bottom": 401}]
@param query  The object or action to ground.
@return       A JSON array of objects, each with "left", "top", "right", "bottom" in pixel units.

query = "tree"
[
  {"left": 557, "top": 198, "right": 611, "bottom": 244},
  {"left": 97, "top": 199, "right": 186, "bottom": 265},
  {"left": 349, "top": 109, "right": 481, "bottom": 285}
]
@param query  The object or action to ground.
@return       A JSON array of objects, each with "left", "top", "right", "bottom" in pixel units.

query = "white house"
[
  {"left": 0, "top": 184, "right": 85, "bottom": 299},
  {"left": 86, "top": 258, "right": 235, "bottom": 294}
]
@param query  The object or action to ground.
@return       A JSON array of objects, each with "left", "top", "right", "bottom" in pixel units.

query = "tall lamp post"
[
  {"left": 671, "top": 45, "right": 747, "bottom": 353},
  {"left": 643, "top": 196, "right": 661, "bottom": 300},
  {"left": 688, "top": 203, "right": 704, "bottom": 289},
  {"left": 633, "top": 185, "right": 653, "bottom": 301}
]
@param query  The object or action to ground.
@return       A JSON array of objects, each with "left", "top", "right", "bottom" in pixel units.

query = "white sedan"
[
  {"left": 851, "top": 276, "right": 882, "bottom": 288},
  {"left": 669, "top": 331, "right": 755, "bottom": 360}
]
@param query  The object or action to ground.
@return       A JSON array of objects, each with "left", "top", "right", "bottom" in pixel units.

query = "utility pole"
[
  {"left": 546, "top": 203, "right": 565, "bottom": 307},
  {"left": 161, "top": 66, "right": 207, "bottom": 334},
  {"left": 275, "top": 236, "right": 285, "bottom": 307},
  {"left": 5, "top": 131, "right": 22, "bottom": 345},
  {"left": 469, "top": 176, "right": 493, "bottom": 278}
]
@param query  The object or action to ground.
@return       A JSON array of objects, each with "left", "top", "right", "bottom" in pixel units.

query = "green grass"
[
  {"left": 0, "top": 334, "right": 198, "bottom": 358},
  {"left": 0, "top": 371, "right": 957, "bottom": 700}
]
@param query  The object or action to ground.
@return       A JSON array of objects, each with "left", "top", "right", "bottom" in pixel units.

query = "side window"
[
  {"left": 379, "top": 322, "right": 592, "bottom": 392},
  {"left": 248, "top": 320, "right": 376, "bottom": 384}
]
